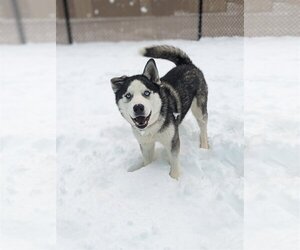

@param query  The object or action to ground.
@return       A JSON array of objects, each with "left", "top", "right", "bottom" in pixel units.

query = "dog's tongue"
[{"left": 135, "top": 116, "right": 146, "bottom": 124}]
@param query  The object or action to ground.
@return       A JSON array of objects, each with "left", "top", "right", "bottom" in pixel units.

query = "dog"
[{"left": 111, "top": 45, "right": 208, "bottom": 179}]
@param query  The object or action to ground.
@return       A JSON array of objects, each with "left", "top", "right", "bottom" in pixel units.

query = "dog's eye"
[
  {"left": 125, "top": 93, "right": 132, "bottom": 99},
  {"left": 143, "top": 90, "right": 151, "bottom": 97}
]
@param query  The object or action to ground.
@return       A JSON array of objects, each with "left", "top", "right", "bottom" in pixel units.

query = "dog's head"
[{"left": 111, "top": 59, "right": 162, "bottom": 130}]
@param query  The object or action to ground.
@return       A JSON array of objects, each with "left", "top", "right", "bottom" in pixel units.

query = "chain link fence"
[
  {"left": 56, "top": 0, "right": 299, "bottom": 44},
  {"left": 202, "top": 0, "right": 244, "bottom": 36},
  {"left": 0, "top": 0, "right": 299, "bottom": 44},
  {"left": 245, "top": 0, "right": 300, "bottom": 36},
  {"left": 56, "top": 0, "right": 201, "bottom": 43},
  {"left": 0, "top": 0, "right": 55, "bottom": 44}
]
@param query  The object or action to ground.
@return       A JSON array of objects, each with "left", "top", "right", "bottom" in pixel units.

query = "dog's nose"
[{"left": 133, "top": 104, "right": 144, "bottom": 115}]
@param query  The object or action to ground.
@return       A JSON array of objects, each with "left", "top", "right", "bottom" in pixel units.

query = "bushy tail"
[{"left": 140, "top": 45, "right": 193, "bottom": 66}]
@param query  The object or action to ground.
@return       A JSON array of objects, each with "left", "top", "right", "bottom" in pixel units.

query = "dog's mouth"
[{"left": 131, "top": 112, "right": 151, "bottom": 129}]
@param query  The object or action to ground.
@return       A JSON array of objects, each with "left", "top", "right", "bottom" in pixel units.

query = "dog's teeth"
[{"left": 173, "top": 112, "right": 180, "bottom": 119}]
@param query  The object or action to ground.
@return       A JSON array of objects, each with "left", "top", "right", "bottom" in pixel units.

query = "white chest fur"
[{"left": 132, "top": 118, "right": 175, "bottom": 147}]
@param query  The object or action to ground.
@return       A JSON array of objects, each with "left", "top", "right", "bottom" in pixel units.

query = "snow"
[
  {"left": 243, "top": 37, "right": 300, "bottom": 250},
  {"left": 140, "top": 6, "right": 148, "bottom": 13},
  {"left": 0, "top": 45, "right": 56, "bottom": 249},
  {"left": 0, "top": 37, "right": 299, "bottom": 250}
]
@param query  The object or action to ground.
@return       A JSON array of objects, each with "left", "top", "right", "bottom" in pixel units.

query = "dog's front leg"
[
  {"left": 128, "top": 141, "right": 154, "bottom": 172},
  {"left": 140, "top": 142, "right": 155, "bottom": 166},
  {"left": 164, "top": 130, "right": 181, "bottom": 180},
  {"left": 128, "top": 143, "right": 154, "bottom": 172},
  {"left": 168, "top": 153, "right": 180, "bottom": 180}
]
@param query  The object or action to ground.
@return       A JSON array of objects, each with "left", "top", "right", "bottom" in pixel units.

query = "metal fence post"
[
  {"left": 11, "top": 0, "right": 26, "bottom": 44},
  {"left": 62, "top": 0, "right": 73, "bottom": 44},
  {"left": 198, "top": 0, "right": 203, "bottom": 40}
]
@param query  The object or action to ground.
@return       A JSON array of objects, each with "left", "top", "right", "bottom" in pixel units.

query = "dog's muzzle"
[{"left": 131, "top": 112, "right": 151, "bottom": 129}]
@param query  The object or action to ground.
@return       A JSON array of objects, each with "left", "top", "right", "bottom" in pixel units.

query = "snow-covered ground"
[
  {"left": 244, "top": 38, "right": 300, "bottom": 250},
  {"left": 0, "top": 37, "right": 299, "bottom": 250},
  {"left": 0, "top": 45, "right": 56, "bottom": 250}
]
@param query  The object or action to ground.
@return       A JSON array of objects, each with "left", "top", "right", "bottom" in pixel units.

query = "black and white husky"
[{"left": 111, "top": 45, "right": 208, "bottom": 179}]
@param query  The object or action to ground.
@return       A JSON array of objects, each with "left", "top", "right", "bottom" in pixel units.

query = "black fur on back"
[{"left": 160, "top": 64, "right": 207, "bottom": 124}]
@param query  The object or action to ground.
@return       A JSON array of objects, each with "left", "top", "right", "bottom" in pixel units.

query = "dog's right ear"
[
  {"left": 143, "top": 59, "right": 160, "bottom": 84},
  {"left": 110, "top": 75, "right": 127, "bottom": 93}
]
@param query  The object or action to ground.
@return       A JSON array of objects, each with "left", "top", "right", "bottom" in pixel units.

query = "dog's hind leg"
[{"left": 191, "top": 96, "right": 209, "bottom": 149}]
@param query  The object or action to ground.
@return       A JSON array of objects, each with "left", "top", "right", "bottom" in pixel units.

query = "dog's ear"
[
  {"left": 143, "top": 59, "right": 160, "bottom": 84},
  {"left": 110, "top": 75, "right": 127, "bottom": 93}
]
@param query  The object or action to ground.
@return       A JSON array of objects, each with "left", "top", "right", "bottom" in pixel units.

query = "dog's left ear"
[
  {"left": 143, "top": 59, "right": 160, "bottom": 84},
  {"left": 111, "top": 75, "right": 127, "bottom": 93}
]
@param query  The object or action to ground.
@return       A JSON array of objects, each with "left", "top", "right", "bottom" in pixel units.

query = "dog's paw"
[
  {"left": 200, "top": 144, "right": 209, "bottom": 149},
  {"left": 200, "top": 141, "right": 209, "bottom": 149},
  {"left": 127, "top": 162, "right": 144, "bottom": 172},
  {"left": 169, "top": 168, "right": 180, "bottom": 180}
]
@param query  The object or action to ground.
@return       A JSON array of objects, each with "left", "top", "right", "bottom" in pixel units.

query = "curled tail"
[{"left": 140, "top": 45, "right": 193, "bottom": 66}]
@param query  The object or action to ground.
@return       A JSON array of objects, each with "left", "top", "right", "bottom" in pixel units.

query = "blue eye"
[
  {"left": 144, "top": 90, "right": 151, "bottom": 97},
  {"left": 125, "top": 93, "right": 132, "bottom": 99}
]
